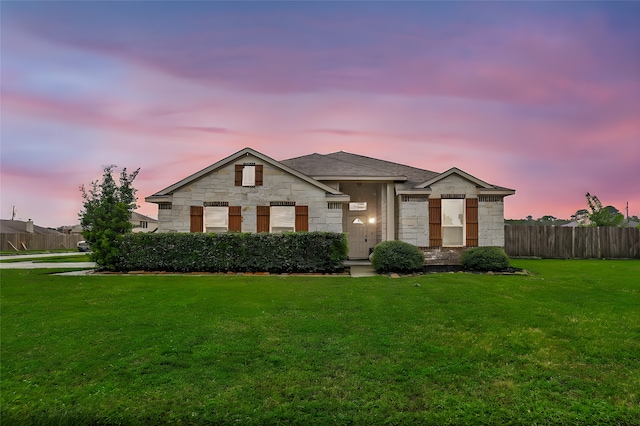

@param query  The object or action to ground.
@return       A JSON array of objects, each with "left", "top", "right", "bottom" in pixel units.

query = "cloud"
[{"left": 1, "top": 1, "right": 638, "bottom": 226}]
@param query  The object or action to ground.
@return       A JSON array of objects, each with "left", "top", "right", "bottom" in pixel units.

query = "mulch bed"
[{"left": 422, "top": 265, "right": 525, "bottom": 274}]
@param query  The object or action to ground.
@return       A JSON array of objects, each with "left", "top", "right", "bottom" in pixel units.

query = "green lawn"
[{"left": 1, "top": 260, "right": 639, "bottom": 425}]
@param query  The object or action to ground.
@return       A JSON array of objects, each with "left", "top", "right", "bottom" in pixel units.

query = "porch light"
[{"left": 368, "top": 217, "right": 376, "bottom": 224}]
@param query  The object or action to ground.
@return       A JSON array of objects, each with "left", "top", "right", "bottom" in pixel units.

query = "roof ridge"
[
  {"left": 326, "top": 151, "right": 439, "bottom": 175},
  {"left": 323, "top": 152, "right": 405, "bottom": 176}
]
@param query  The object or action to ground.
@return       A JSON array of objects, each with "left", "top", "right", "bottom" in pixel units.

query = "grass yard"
[{"left": 1, "top": 260, "right": 639, "bottom": 425}]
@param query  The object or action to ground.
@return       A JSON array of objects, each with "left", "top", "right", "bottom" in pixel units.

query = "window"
[
  {"left": 429, "top": 198, "right": 478, "bottom": 247},
  {"left": 140, "top": 221, "right": 148, "bottom": 229},
  {"left": 235, "top": 164, "right": 263, "bottom": 186},
  {"left": 271, "top": 206, "right": 295, "bottom": 233},
  {"left": 205, "top": 206, "right": 228, "bottom": 233},
  {"left": 242, "top": 165, "right": 255, "bottom": 186},
  {"left": 192, "top": 204, "right": 242, "bottom": 233},
  {"left": 442, "top": 199, "right": 465, "bottom": 246},
  {"left": 257, "top": 205, "right": 308, "bottom": 233}
]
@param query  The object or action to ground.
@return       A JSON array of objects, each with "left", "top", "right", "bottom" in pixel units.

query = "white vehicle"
[{"left": 77, "top": 241, "right": 90, "bottom": 252}]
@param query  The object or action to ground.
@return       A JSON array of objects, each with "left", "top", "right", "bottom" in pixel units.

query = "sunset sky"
[{"left": 1, "top": 1, "right": 638, "bottom": 228}]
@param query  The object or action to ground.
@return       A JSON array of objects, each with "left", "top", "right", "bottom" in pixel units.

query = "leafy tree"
[
  {"left": 79, "top": 165, "right": 140, "bottom": 270},
  {"left": 585, "top": 193, "right": 624, "bottom": 227}
]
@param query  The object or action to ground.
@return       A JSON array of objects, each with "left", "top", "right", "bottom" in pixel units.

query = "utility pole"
[
  {"left": 11, "top": 206, "right": 16, "bottom": 220},
  {"left": 626, "top": 201, "right": 629, "bottom": 220}
]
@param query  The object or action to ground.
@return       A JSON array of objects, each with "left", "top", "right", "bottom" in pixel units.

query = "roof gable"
[
  {"left": 147, "top": 147, "right": 342, "bottom": 198},
  {"left": 417, "top": 167, "right": 492, "bottom": 189},
  {"left": 415, "top": 167, "right": 515, "bottom": 195}
]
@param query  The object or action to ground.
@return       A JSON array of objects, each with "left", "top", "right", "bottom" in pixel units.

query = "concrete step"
[{"left": 349, "top": 264, "right": 377, "bottom": 277}]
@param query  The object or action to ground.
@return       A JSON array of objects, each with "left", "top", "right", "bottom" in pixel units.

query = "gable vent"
[
  {"left": 270, "top": 201, "right": 296, "bottom": 206},
  {"left": 401, "top": 195, "right": 428, "bottom": 202},
  {"left": 478, "top": 195, "right": 503, "bottom": 202}
]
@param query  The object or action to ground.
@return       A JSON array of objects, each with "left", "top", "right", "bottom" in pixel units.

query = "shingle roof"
[
  {"left": 131, "top": 211, "right": 157, "bottom": 222},
  {"left": 0, "top": 220, "right": 62, "bottom": 234},
  {"left": 281, "top": 151, "right": 440, "bottom": 187}
]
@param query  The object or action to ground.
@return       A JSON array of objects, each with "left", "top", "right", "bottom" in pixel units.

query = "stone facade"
[
  {"left": 147, "top": 148, "right": 514, "bottom": 258},
  {"left": 429, "top": 174, "right": 477, "bottom": 198},
  {"left": 397, "top": 197, "right": 430, "bottom": 247},
  {"left": 157, "top": 154, "right": 342, "bottom": 233},
  {"left": 397, "top": 175, "right": 506, "bottom": 248},
  {"left": 479, "top": 199, "right": 505, "bottom": 246}
]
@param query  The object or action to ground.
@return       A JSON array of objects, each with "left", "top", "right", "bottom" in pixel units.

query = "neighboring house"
[
  {"left": 131, "top": 211, "right": 158, "bottom": 233},
  {"left": 145, "top": 147, "right": 515, "bottom": 259},
  {"left": 0, "top": 219, "right": 62, "bottom": 235},
  {"left": 67, "top": 212, "right": 159, "bottom": 235}
]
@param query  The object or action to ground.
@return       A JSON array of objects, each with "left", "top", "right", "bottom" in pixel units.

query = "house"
[
  {"left": 145, "top": 148, "right": 515, "bottom": 259},
  {"left": 130, "top": 211, "right": 158, "bottom": 233},
  {"left": 0, "top": 219, "right": 62, "bottom": 235},
  {"left": 66, "top": 211, "right": 158, "bottom": 235}
]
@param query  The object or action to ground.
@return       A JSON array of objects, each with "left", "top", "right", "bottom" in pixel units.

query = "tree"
[
  {"left": 585, "top": 193, "right": 624, "bottom": 227},
  {"left": 79, "top": 165, "right": 139, "bottom": 270}
]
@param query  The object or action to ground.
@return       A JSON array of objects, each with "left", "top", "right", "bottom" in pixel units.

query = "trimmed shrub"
[
  {"left": 113, "top": 232, "right": 348, "bottom": 273},
  {"left": 371, "top": 240, "right": 425, "bottom": 274},
  {"left": 461, "top": 246, "right": 510, "bottom": 272}
]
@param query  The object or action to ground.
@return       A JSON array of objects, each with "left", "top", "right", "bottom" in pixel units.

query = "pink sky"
[{"left": 1, "top": 2, "right": 638, "bottom": 228}]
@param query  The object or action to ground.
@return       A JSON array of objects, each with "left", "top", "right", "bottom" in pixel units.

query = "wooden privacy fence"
[
  {"left": 505, "top": 226, "right": 640, "bottom": 259},
  {"left": 1, "top": 233, "right": 85, "bottom": 251}
]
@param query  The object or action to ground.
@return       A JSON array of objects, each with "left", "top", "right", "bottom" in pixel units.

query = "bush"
[
  {"left": 371, "top": 241, "right": 425, "bottom": 274},
  {"left": 113, "top": 232, "right": 348, "bottom": 273},
  {"left": 461, "top": 246, "right": 510, "bottom": 272}
]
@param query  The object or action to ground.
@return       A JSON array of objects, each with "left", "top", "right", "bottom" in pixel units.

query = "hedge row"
[{"left": 113, "top": 232, "right": 349, "bottom": 273}]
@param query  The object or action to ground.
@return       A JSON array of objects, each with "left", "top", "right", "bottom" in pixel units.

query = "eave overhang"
[
  {"left": 326, "top": 194, "right": 351, "bottom": 202},
  {"left": 313, "top": 176, "right": 408, "bottom": 182},
  {"left": 145, "top": 195, "right": 173, "bottom": 204},
  {"left": 478, "top": 188, "right": 516, "bottom": 196}
]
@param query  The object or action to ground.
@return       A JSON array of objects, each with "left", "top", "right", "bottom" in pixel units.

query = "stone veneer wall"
[
  {"left": 156, "top": 154, "right": 342, "bottom": 233},
  {"left": 397, "top": 198, "right": 430, "bottom": 247},
  {"left": 397, "top": 175, "right": 507, "bottom": 248},
  {"left": 478, "top": 199, "right": 505, "bottom": 246}
]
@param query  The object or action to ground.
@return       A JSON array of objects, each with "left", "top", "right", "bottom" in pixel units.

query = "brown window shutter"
[
  {"left": 295, "top": 205, "right": 308, "bottom": 232},
  {"left": 466, "top": 198, "right": 479, "bottom": 247},
  {"left": 235, "top": 165, "right": 243, "bottom": 186},
  {"left": 229, "top": 206, "right": 242, "bottom": 232},
  {"left": 190, "top": 206, "right": 204, "bottom": 233},
  {"left": 429, "top": 198, "right": 442, "bottom": 247},
  {"left": 257, "top": 206, "right": 270, "bottom": 233},
  {"left": 255, "top": 165, "right": 263, "bottom": 186}
]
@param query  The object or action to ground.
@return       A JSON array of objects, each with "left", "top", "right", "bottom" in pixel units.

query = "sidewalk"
[{"left": 0, "top": 252, "right": 95, "bottom": 270}]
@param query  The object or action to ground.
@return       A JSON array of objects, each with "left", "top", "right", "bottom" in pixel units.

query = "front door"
[{"left": 347, "top": 217, "right": 368, "bottom": 259}]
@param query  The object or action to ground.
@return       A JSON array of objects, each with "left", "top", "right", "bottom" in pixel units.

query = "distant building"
[{"left": 0, "top": 219, "right": 62, "bottom": 235}]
